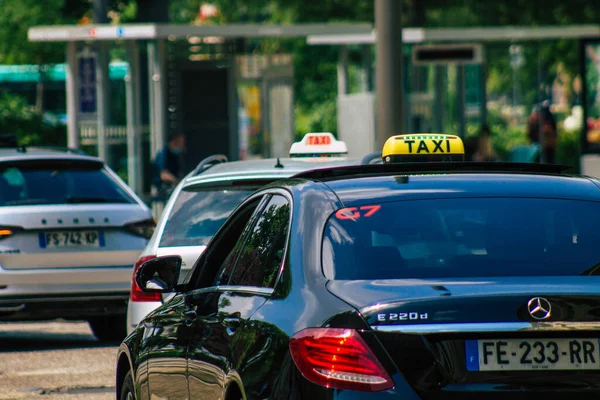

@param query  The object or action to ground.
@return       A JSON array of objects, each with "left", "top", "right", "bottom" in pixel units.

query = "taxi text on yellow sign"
[{"left": 382, "top": 134, "right": 465, "bottom": 157}]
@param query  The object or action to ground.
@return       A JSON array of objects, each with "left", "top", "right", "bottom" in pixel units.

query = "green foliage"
[
  {"left": 0, "top": 0, "right": 137, "bottom": 65},
  {"left": 491, "top": 125, "right": 530, "bottom": 161},
  {"left": 556, "top": 128, "right": 581, "bottom": 172},
  {"left": 0, "top": 91, "right": 66, "bottom": 146},
  {"left": 294, "top": 98, "right": 337, "bottom": 139},
  {"left": 0, "top": 0, "right": 85, "bottom": 65},
  {"left": 111, "top": 0, "right": 138, "bottom": 22}
]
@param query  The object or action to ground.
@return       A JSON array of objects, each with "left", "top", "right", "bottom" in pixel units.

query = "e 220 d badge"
[{"left": 377, "top": 312, "right": 429, "bottom": 322}]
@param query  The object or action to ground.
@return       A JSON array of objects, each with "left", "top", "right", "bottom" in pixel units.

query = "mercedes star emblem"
[{"left": 527, "top": 297, "right": 552, "bottom": 320}]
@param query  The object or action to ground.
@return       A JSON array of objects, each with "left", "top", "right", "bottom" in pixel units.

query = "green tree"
[
  {"left": 0, "top": 0, "right": 70, "bottom": 112},
  {"left": 0, "top": 90, "right": 66, "bottom": 146},
  {"left": 0, "top": 0, "right": 135, "bottom": 112},
  {"left": 0, "top": 0, "right": 136, "bottom": 143}
]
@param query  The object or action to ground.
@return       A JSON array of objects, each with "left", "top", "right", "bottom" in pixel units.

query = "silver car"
[
  {"left": 127, "top": 155, "right": 363, "bottom": 333},
  {"left": 0, "top": 146, "right": 153, "bottom": 341}
]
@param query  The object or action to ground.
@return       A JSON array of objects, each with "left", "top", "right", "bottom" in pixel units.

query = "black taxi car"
[{"left": 116, "top": 134, "right": 600, "bottom": 399}]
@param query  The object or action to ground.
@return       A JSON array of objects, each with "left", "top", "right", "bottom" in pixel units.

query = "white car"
[
  {"left": 127, "top": 153, "right": 365, "bottom": 333},
  {"left": 0, "top": 144, "right": 153, "bottom": 342}
]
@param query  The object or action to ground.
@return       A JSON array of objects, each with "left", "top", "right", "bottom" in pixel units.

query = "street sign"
[
  {"left": 77, "top": 51, "right": 97, "bottom": 114},
  {"left": 28, "top": 25, "right": 156, "bottom": 41},
  {"left": 509, "top": 44, "right": 525, "bottom": 69}
]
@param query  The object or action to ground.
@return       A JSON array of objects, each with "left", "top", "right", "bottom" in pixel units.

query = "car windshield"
[
  {"left": 159, "top": 186, "right": 257, "bottom": 247},
  {"left": 322, "top": 197, "right": 600, "bottom": 280},
  {"left": 0, "top": 160, "right": 135, "bottom": 206}
]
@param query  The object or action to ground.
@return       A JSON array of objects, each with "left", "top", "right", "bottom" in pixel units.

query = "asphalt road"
[{"left": 0, "top": 321, "right": 117, "bottom": 400}]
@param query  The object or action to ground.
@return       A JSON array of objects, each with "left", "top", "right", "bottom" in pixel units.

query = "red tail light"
[
  {"left": 289, "top": 328, "right": 394, "bottom": 392},
  {"left": 130, "top": 255, "right": 161, "bottom": 302}
]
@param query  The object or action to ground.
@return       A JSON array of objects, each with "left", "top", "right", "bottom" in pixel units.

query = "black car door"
[
  {"left": 185, "top": 192, "right": 292, "bottom": 399},
  {"left": 138, "top": 293, "right": 195, "bottom": 400},
  {"left": 136, "top": 194, "right": 267, "bottom": 400}
]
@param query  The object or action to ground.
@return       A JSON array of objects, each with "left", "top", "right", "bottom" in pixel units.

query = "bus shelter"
[
  {"left": 27, "top": 23, "right": 372, "bottom": 196},
  {"left": 307, "top": 25, "right": 600, "bottom": 169}
]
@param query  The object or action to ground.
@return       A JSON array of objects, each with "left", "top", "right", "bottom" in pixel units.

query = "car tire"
[
  {"left": 88, "top": 314, "right": 127, "bottom": 343},
  {"left": 120, "top": 371, "right": 135, "bottom": 400}
]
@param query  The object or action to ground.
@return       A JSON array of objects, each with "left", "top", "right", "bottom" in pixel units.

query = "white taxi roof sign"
[{"left": 289, "top": 132, "right": 348, "bottom": 158}]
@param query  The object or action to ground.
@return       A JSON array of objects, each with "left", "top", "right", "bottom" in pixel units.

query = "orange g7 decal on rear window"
[{"left": 335, "top": 205, "right": 381, "bottom": 220}]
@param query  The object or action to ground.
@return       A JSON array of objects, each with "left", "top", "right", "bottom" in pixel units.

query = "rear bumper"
[
  {"left": 0, "top": 265, "right": 132, "bottom": 321},
  {"left": 0, "top": 292, "right": 129, "bottom": 321}
]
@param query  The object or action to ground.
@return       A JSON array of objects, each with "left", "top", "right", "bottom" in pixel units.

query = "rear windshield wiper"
[{"left": 65, "top": 196, "right": 128, "bottom": 204}]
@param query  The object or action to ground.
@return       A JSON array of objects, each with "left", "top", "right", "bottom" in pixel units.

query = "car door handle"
[
  {"left": 223, "top": 317, "right": 240, "bottom": 336},
  {"left": 182, "top": 309, "right": 197, "bottom": 326}
]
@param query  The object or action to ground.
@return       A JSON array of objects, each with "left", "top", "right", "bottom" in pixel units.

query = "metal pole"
[
  {"left": 375, "top": 0, "right": 404, "bottom": 149},
  {"left": 479, "top": 62, "right": 488, "bottom": 125},
  {"left": 361, "top": 45, "right": 373, "bottom": 92},
  {"left": 538, "top": 48, "right": 546, "bottom": 163},
  {"left": 66, "top": 42, "right": 80, "bottom": 149},
  {"left": 157, "top": 39, "right": 168, "bottom": 146},
  {"left": 95, "top": 42, "right": 110, "bottom": 163},
  {"left": 261, "top": 76, "right": 270, "bottom": 158},
  {"left": 456, "top": 65, "right": 466, "bottom": 138},
  {"left": 227, "top": 55, "right": 239, "bottom": 161},
  {"left": 93, "top": 0, "right": 109, "bottom": 162},
  {"left": 126, "top": 42, "right": 142, "bottom": 194},
  {"left": 434, "top": 65, "right": 444, "bottom": 132},
  {"left": 149, "top": 40, "right": 167, "bottom": 155},
  {"left": 337, "top": 45, "right": 349, "bottom": 96},
  {"left": 147, "top": 41, "right": 159, "bottom": 158}
]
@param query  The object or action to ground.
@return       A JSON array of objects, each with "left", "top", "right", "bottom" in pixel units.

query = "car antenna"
[{"left": 275, "top": 157, "right": 284, "bottom": 168}]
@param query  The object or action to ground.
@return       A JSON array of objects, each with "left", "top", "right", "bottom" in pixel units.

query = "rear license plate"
[
  {"left": 466, "top": 338, "right": 600, "bottom": 371},
  {"left": 39, "top": 231, "right": 104, "bottom": 249}
]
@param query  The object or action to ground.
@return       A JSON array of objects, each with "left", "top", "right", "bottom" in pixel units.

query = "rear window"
[
  {"left": 322, "top": 198, "right": 600, "bottom": 280},
  {"left": 159, "top": 187, "right": 257, "bottom": 247},
  {"left": 0, "top": 160, "right": 135, "bottom": 206}
]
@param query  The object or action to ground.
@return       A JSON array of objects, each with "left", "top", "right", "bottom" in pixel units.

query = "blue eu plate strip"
[
  {"left": 38, "top": 232, "right": 47, "bottom": 248},
  {"left": 99, "top": 231, "right": 105, "bottom": 247},
  {"left": 465, "top": 340, "right": 479, "bottom": 371}
]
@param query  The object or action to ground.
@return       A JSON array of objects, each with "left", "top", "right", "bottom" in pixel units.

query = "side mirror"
[{"left": 135, "top": 255, "right": 182, "bottom": 293}]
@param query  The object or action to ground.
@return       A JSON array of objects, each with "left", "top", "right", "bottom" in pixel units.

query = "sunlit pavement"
[{"left": 0, "top": 321, "right": 117, "bottom": 400}]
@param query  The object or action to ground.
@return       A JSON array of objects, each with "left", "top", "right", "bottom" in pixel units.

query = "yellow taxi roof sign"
[
  {"left": 382, "top": 134, "right": 465, "bottom": 163},
  {"left": 289, "top": 133, "right": 348, "bottom": 158}
]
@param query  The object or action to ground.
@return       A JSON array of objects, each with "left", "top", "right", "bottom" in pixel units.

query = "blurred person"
[
  {"left": 472, "top": 124, "right": 498, "bottom": 162},
  {"left": 527, "top": 103, "right": 557, "bottom": 164},
  {"left": 151, "top": 132, "right": 186, "bottom": 197}
]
